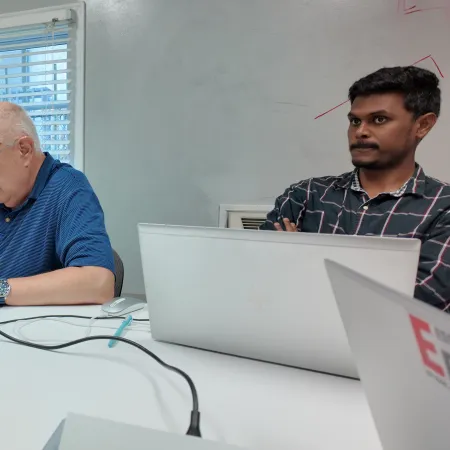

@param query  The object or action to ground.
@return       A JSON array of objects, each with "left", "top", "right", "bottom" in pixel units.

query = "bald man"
[{"left": 0, "top": 102, "right": 114, "bottom": 306}]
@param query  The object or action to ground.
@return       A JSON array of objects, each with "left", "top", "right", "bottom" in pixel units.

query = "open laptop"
[
  {"left": 44, "top": 413, "right": 245, "bottom": 450},
  {"left": 138, "top": 224, "right": 421, "bottom": 378},
  {"left": 325, "top": 260, "right": 450, "bottom": 450}
]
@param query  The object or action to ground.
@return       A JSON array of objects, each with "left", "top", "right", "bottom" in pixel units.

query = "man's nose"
[{"left": 355, "top": 122, "right": 371, "bottom": 139}]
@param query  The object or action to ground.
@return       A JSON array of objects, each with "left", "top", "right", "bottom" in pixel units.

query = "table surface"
[{"left": 0, "top": 304, "right": 383, "bottom": 450}]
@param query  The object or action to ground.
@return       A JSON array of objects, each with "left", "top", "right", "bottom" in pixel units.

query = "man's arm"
[
  {"left": 6, "top": 184, "right": 115, "bottom": 306},
  {"left": 260, "top": 179, "right": 309, "bottom": 231},
  {"left": 7, "top": 267, "right": 114, "bottom": 306},
  {"left": 415, "top": 210, "right": 450, "bottom": 312}
]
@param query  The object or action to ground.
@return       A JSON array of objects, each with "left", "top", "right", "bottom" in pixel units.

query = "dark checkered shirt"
[{"left": 261, "top": 165, "right": 450, "bottom": 312}]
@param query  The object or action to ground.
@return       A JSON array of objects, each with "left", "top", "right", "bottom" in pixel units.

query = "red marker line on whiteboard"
[
  {"left": 411, "top": 54, "right": 432, "bottom": 65},
  {"left": 314, "top": 55, "right": 444, "bottom": 119},
  {"left": 430, "top": 56, "right": 445, "bottom": 78},
  {"left": 314, "top": 100, "right": 350, "bottom": 120},
  {"left": 399, "top": 0, "right": 417, "bottom": 12},
  {"left": 406, "top": 6, "right": 446, "bottom": 15}
]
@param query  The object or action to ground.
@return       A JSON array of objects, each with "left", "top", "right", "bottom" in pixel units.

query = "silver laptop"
[
  {"left": 44, "top": 413, "right": 244, "bottom": 450},
  {"left": 138, "top": 224, "right": 421, "bottom": 378},
  {"left": 325, "top": 260, "right": 450, "bottom": 450}
]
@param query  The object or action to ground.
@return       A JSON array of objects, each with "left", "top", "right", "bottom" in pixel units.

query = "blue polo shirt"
[{"left": 0, "top": 153, "right": 115, "bottom": 279}]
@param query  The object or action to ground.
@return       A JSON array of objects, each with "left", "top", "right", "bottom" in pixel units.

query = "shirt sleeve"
[
  {"left": 55, "top": 186, "right": 115, "bottom": 274},
  {"left": 415, "top": 210, "right": 450, "bottom": 312},
  {"left": 260, "top": 179, "right": 309, "bottom": 231}
]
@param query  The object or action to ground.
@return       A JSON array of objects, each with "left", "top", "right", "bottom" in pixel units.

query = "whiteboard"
[
  {"left": 306, "top": 0, "right": 450, "bottom": 181},
  {"left": 140, "top": 0, "right": 450, "bottom": 201}
]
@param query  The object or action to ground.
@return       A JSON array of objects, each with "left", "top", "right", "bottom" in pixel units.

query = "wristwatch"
[{"left": 0, "top": 279, "right": 11, "bottom": 304}]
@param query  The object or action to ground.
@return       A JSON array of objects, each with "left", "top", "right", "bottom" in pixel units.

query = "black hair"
[{"left": 348, "top": 66, "right": 441, "bottom": 118}]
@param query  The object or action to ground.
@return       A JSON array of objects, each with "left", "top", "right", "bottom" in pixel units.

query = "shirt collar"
[
  {"left": 335, "top": 164, "right": 426, "bottom": 197},
  {"left": 28, "top": 152, "right": 55, "bottom": 200}
]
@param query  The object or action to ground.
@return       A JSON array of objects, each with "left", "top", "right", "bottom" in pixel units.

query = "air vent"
[
  {"left": 241, "top": 217, "right": 266, "bottom": 230},
  {"left": 219, "top": 204, "right": 272, "bottom": 229}
]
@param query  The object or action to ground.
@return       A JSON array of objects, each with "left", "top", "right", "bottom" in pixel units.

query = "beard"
[
  {"left": 351, "top": 148, "right": 410, "bottom": 171},
  {"left": 350, "top": 142, "right": 382, "bottom": 170},
  {"left": 352, "top": 159, "right": 386, "bottom": 170}
]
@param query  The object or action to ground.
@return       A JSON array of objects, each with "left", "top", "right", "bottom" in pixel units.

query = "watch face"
[{"left": 0, "top": 279, "right": 10, "bottom": 298}]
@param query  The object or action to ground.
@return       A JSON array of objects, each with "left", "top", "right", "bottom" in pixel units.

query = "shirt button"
[
  {"left": 5, "top": 217, "right": 10, "bottom": 223},
  {"left": 363, "top": 206, "right": 369, "bottom": 211}
]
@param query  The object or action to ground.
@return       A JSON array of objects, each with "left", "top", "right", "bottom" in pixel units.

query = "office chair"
[{"left": 112, "top": 249, "right": 124, "bottom": 297}]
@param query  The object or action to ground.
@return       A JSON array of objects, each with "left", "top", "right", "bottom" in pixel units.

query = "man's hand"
[{"left": 274, "top": 218, "right": 297, "bottom": 232}]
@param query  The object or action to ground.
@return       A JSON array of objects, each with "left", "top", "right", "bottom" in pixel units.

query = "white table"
[{"left": 0, "top": 305, "right": 382, "bottom": 450}]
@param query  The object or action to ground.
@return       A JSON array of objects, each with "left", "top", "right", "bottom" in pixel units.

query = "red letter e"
[{"left": 410, "top": 314, "right": 445, "bottom": 377}]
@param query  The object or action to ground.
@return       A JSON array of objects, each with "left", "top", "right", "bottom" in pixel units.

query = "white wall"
[{"left": 2, "top": 0, "right": 450, "bottom": 295}]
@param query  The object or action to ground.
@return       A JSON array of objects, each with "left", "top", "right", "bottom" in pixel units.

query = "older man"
[{"left": 0, "top": 102, "right": 114, "bottom": 306}]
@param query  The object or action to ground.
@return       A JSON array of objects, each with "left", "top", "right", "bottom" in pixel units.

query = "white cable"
[
  {"left": 85, "top": 313, "right": 103, "bottom": 337},
  {"left": 13, "top": 316, "right": 150, "bottom": 344},
  {"left": 86, "top": 311, "right": 149, "bottom": 336},
  {"left": 19, "top": 317, "right": 149, "bottom": 333},
  {"left": 15, "top": 319, "right": 150, "bottom": 343}
]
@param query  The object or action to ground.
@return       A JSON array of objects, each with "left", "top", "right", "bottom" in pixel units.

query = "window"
[{"left": 0, "top": 3, "right": 85, "bottom": 168}]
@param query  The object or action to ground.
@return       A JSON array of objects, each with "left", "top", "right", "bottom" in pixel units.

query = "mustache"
[{"left": 350, "top": 141, "right": 379, "bottom": 150}]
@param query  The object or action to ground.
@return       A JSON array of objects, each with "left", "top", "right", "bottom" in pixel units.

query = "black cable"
[
  {"left": 0, "top": 314, "right": 150, "bottom": 326},
  {"left": 0, "top": 321, "right": 201, "bottom": 437}
]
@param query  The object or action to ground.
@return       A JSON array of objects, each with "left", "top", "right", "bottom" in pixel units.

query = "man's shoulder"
[
  {"left": 420, "top": 173, "right": 450, "bottom": 205},
  {"left": 424, "top": 174, "right": 450, "bottom": 191},
  {"left": 421, "top": 175, "right": 450, "bottom": 226},
  {"left": 48, "top": 161, "right": 93, "bottom": 196},
  {"left": 288, "top": 172, "right": 353, "bottom": 190}
]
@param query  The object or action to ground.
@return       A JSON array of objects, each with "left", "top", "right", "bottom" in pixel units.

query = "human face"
[
  {"left": 347, "top": 93, "right": 420, "bottom": 171},
  {"left": 0, "top": 138, "right": 32, "bottom": 207}
]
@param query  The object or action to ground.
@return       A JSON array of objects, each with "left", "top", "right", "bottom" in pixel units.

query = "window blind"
[{"left": 0, "top": 18, "right": 74, "bottom": 162}]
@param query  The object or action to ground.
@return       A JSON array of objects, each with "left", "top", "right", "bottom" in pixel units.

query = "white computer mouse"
[{"left": 101, "top": 296, "right": 146, "bottom": 316}]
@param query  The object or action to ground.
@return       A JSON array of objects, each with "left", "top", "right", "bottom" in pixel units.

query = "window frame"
[{"left": 0, "top": 2, "right": 86, "bottom": 170}]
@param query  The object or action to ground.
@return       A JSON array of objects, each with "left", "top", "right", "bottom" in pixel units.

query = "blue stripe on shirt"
[{"left": 0, "top": 153, "right": 114, "bottom": 278}]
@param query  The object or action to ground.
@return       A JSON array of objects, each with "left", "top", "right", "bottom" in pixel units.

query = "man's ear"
[
  {"left": 415, "top": 113, "right": 437, "bottom": 140},
  {"left": 17, "top": 136, "right": 34, "bottom": 158}
]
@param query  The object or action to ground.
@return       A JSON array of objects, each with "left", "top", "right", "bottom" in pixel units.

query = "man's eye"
[
  {"left": 350, "top": 118, "right": 361, "bottom": 126},
  {"left": 373, "top": 116, "right": 387, "bottom": 124}
]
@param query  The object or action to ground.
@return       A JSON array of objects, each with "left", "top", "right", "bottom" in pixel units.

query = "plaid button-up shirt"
[{"left": 261, "top": 165, "right": 450, "bottom": 312}]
